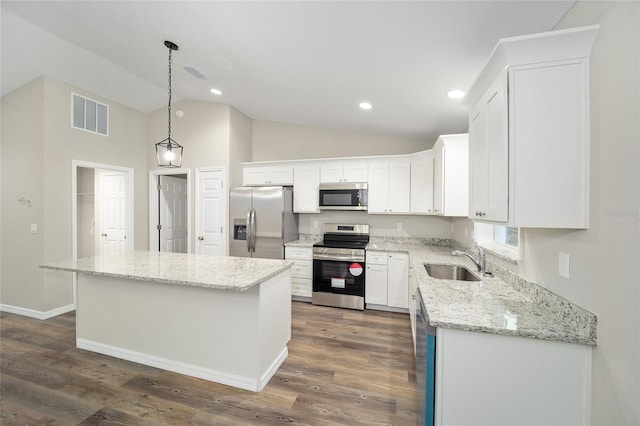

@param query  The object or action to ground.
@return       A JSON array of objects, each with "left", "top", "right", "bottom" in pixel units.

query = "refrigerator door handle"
[
  {"left": 250, "top": 208, "right": 257, "bottom": 252},
  {"left": 246, "top": 209, "right": 252, "bottom": 253}
]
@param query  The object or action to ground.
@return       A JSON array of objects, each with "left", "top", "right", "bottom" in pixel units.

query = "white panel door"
[
  {"left": 100, "top": 173, "right": 127, "bottom": 255},
  {"left": 196, "top": 168, "right": 226, "bottom": 256},
  {"left": 159, "top": 175, "right": 188, "bottom": 253}
]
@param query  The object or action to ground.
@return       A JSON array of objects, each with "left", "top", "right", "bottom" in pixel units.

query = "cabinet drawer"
[
  {"left": 290, "top": 260, "right": 312, "bottom": 279},
  {"left": 292, "top": 278, "right": 312, "bottom": 297},
  {"left": 285, "top": 246, "right": 313, "bottom": 261},
  {"left": 366, "top": 251, "right": 388, "bottom": 265}
]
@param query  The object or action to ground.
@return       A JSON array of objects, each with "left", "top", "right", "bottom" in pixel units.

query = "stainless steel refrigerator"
[{"left": 229, "top": 186, "right": 298, "bottom": 259}]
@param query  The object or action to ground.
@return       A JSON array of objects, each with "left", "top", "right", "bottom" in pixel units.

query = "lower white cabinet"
[
  {"left": 409, "top": 266, "right": 419, "bottom": 354},
  {"left": 434, "top": 327, "right": 592, "bottom": 426},
  {"left": 366, "top": 251, "right": 409, "bottom": 310},
  {"left": 285, "top": 246, "right": 312, "bottom": 298}
]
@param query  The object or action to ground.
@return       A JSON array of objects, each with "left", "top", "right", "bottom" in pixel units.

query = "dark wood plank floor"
[{"left": 1, "top": 301, "right": 417, "bottom": 425}]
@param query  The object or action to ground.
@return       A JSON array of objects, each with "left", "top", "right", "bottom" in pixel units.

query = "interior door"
[
  {"left": 100, "top": 172, "right": 127, "bottom": 255},
  {"left": 159, "top": 175, "right": 188, "bottom": 253},
  {"left": 196, "top": 168, "right": 226, "bottom": 256}
]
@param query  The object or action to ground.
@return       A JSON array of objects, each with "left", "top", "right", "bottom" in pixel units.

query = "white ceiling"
[{"left": 1, "top": 1, "right": 576, "bottom": 141}]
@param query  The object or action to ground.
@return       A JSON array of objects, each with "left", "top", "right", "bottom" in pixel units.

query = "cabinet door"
[
  {"left": 469, "top": 75, "right": 508, "bottom": 221},
  {"left": 243, "top": 168, "right": 270, "bottom": 186},
  {"left": 409, "top": 271, "right": 418, "bottom": 353},
  {"left": 388, "top": 162, "right": 411, "bottom": 213},
  {"left": 365, "top": 263, "right": 388, "bottom": 305},
  {"left": 320, "top": 163, "right": 344, "bottom": 183},
  {"left": 269, "top": 166, "right": 294, "bottom": 185},
  {"left": 433, "top": 144, "right": 444, "bottom": 215},
  {"left": 293, "top": 166, "right": 320, "bottom": 213},
  {"left": 411, "top": 151, "right": 435, "bottom": 214},
  {"left": 387, "top": 253, "right": 409, "bottom": 308},
  {"left": 343, "top": 162, "right": 369, "bottom": 182},
  {"left": 367, "top": 162, "right": 389, "bottom": 213}
]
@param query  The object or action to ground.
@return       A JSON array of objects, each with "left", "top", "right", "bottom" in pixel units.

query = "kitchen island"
[{"left": 40, "top": 251, "right": 293, "bottom": 392}]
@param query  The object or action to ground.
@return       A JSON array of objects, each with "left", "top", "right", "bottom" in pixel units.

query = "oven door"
[{"left": 313, "top": 258, "right": 365, "bottom": 297}]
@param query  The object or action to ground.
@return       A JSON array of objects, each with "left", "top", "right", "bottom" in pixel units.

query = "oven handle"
[{"left": 313, "top": 253, "right": 365, "bottom": 262}]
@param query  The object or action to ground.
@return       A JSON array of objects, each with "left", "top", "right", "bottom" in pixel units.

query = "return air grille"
[{"left": 71, "top": 93, "right": 109, "bottom": 136}]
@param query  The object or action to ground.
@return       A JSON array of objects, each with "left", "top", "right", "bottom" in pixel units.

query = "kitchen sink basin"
[{"left": 424, "top": 263, "right": 481, "bottom": 281}]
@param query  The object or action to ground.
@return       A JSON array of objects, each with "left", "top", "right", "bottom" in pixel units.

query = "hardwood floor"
[{"left": 1, "top": 302, "right": 418, "bottom": 425}]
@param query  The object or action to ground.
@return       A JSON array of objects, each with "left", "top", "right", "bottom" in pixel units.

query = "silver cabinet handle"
[
  {"left": 101, "top": 233, "right": 107, "bottom": 237},
  {"left": 198, "top": 236, "right": 204, "bottom": 241}
]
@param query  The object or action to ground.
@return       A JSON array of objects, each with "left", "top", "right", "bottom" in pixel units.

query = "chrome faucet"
[{"left": 452, "top": 246, "right": 486, "bottom": 275}]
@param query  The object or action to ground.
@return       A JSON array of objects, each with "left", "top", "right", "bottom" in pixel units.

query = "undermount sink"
[{"left": 424, "top": 263, "right": 481, "bottom": 282}]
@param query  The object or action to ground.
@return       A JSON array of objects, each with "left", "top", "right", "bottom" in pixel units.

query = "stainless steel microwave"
[{"left": 318, "top": 183, "right": 368, "bottom": 211}]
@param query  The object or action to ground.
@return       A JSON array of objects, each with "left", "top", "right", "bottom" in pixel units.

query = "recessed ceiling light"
[
  {"left": 359, "top": 102, "right": 372, "bottom": 110},
  {"left": 446, "top": 89, "right": 466, "bottom": 99},
  {"left": 210, "top": 88, "right": 222, "bottom": 95}
]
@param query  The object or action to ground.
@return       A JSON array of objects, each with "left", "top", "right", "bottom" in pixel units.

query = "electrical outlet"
[
  {"left": 30, "top": 223, "right": 38, "bottom": 234},
  {"left": 313, "top": 220, "right": 319, "bottom": 229},
  {"left": 464, "top": 227, "right": 468, "bottom": 238},
  {"left": 397, "top": 222, "right": 403, "bottom": 231},
  {"left": 559, "top": 252, "right": 570, "bottom": 278}
]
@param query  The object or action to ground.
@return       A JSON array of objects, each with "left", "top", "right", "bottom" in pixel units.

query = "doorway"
[
  {"left": 149, "top": 169, "right": 191, "bottom": 253},
  {"left": 72, "top": 161, "right": 134, "bottom": 305}
]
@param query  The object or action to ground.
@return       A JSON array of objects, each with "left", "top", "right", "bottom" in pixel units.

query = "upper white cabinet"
[
  {"left": 243, "top": 165, "right": 293, "bottom": 186},
  {"left": 433, "top": 134, "right": 469, "bottom": 217},
  {"left": 293, "top": 165, "right": 320, "bottom": 213},
  {"left": 464, "top": 25, "right": 598, "bottom": 228},
  {"left": 368, "top": 160, "right": 411, "bottom": 214},
  {"left": 410, "top": 150, "right": 435, "bottom": 215},
  {"left": 320, "top": 161, "right": 368, "bottom": 183}
]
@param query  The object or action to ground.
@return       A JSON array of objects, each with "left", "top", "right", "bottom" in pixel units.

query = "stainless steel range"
[{"left": 312, "top": 224, "right": 369, "bottom": 310}]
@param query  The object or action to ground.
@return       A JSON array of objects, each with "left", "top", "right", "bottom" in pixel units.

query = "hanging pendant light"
[{"left": 155, "top": 40, "right": 183, "bottom": 167}]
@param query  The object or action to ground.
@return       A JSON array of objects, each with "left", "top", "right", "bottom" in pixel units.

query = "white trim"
[
  {"left": 76, "top": 338, "right": 286, "bottom": 392},
  {"left": 148, "top": 168, "right": 192, "bottom": 253},
  {"left": 0, "top": 303, "right": 75, "bottom": 320},
  {"left": 474, "top": 222, "right": 521, "bottom": 262}
]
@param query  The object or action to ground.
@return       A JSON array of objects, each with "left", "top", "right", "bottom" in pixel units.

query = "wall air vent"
[{"left": 71, "top": 93, "right": 109, "bottom": 136}]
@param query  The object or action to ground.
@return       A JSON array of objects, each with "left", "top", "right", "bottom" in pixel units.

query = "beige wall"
[
  {"left": 453, "top": 3, "right": 640, "bottom": 424},
  {"left": 229, "top": 106, "right": 253, "bottom": 188},
  {"left": 252, "top": 120, "right": 430, "bottom": 161},
  {"left": 1, "top": 76, "right": 149, "bottom": 313}
]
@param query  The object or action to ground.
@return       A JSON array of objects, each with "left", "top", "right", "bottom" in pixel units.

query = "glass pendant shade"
[{"left": 155, "top": 137, "right": 183, "bottom": 167}]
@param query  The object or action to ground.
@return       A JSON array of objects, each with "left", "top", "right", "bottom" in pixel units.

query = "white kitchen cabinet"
[
  {"left": 285, "top": 246, "right": 313, "bottom": 298},
  {"left": 409, "top": 267, "right": 418, "bottom": 354},
  {"left": 243, "top": 165, "right": 294, "bottom": 186},
  {"left": 365, "top": 251, "right": 388, "bottom": 305},
  {"left": 293, "top": 165, "right": 320, "bottom": 213},
  {"left": 433, "top": 134, "right": 469, "bottom": 217},
  {"left": 410, "top": 150, "right": 435, "bottom": 214},
  {"left": 320, "top": 161, "right": 368, "bottom": 183},
  {"left": 387, "top": 252, "right": 409, "bottom": 308},
  {"left": 464, "top": 26, "right": 598, "bottom": 228},
  {"left": 365, "top": 251, "right": 409, "bottom": 310},
  {"left": 434, "top": 327, "right": 592, "bottom": 426},
  {"left": 368, "top": 161, "right": 411, "bottom": 214}
]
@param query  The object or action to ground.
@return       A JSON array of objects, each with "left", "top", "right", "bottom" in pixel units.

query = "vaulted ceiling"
[{"left": 1, "top": 1, "right": 576, "bottom": 141}]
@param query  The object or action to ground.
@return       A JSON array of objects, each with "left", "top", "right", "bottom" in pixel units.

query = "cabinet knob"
[
  {"left": 101, "top": 233, "right": 107, "bottom": 237},
  {"left": 198, "top": 236, "right": 204, "bottom": 241}
]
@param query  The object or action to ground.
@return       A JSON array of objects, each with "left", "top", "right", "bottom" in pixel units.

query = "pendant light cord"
[{"left": 167, "top": 47, "right": 173, "bottom": 141}]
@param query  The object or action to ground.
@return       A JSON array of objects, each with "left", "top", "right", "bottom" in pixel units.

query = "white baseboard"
[
  {"left": 77, "top": 338, "right": 287, "bottom": 392},
  {"left": 0, "top": 303, "right": 75, "bottom": 320}
]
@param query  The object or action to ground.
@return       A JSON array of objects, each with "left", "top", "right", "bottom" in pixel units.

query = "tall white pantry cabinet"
[{"left": 464, "top": 25, "right": 599, "bottom": 229}]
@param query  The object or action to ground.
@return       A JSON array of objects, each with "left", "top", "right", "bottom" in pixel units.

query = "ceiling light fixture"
[
  {"left": 446, "top": 89, "right": 466, "bottom": 99},
  {"left": 210, "top": 88, "right": 223, "bottom": 95},
  {"left": 359, "top": 102, "right": 373, "bottom": 110},
  {"left": 155, "top": 40, "right": 183, "bottom": 168}
]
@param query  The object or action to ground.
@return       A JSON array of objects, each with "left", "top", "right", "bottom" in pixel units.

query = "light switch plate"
[
  {"left": 559, "top": 252, "right": 570, "bottom": 278},
  {"left": 30, "top": 223, "right": 38, "bottom": 234}
]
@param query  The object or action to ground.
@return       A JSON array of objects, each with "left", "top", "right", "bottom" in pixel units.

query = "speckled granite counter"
[
  {"left": 40, "top": 250, "right": 292, "bottom": 291},
  {"left": 366, "top": 238, "right": 597, "bottom": 346}
]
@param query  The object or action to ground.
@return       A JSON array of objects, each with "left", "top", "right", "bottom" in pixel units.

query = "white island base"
[{"left": 75, "top": 269, "right": 291, "bottom": 392}]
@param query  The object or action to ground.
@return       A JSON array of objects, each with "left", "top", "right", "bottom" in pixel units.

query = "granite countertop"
[
  {"left": 40, "top": 251, "right": 293, "bottom": 291},
  {"left": 284, "top": 238, "right": 319, "bottom": 248},
  {"left": 365, "top": 239, "right": 597, "bottom": 346}
]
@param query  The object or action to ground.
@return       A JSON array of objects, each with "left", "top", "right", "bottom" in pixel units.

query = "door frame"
[
  {"left": 149, "top": 168, "right": 191, "bottom": 253},
  {"left": 72, "top": 160, "right": 134, "bottom": 305},
  {"left": 195, "top": 167, "right": 228, "bottom": 256}
]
